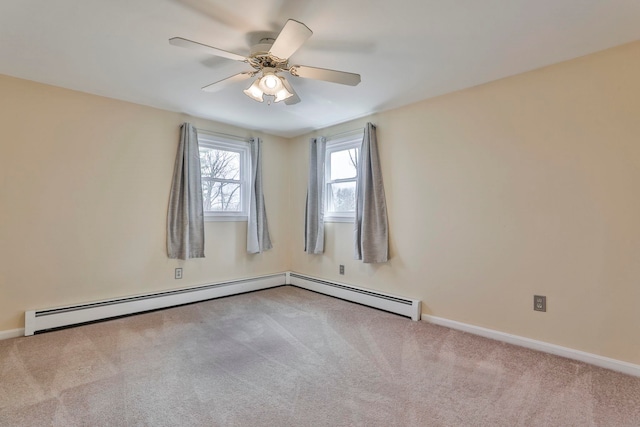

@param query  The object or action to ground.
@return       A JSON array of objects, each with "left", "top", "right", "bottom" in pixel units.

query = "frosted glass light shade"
[
  {"left": 243, "top": 70, "right": 294, "bottom": 103},
  {"left": 243, "top": 80, "right": 264, "bottom": 102}
]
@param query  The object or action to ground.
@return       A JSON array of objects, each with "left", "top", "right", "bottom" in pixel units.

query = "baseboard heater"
[
  {"left": 24, "top": 273, "right": 286, "bottom": 336},
  {"left": 288, "top": 272, "right": 421, "bottom": 321}
]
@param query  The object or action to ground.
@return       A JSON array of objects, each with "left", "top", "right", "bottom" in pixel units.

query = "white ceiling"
[{"left": 1, "top": 0, "right": 640, "bottom": 138}]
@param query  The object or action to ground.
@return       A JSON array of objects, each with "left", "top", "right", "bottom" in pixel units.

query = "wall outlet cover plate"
[{"left": 534, "top": 295, "right": 546, "bottom": 312}]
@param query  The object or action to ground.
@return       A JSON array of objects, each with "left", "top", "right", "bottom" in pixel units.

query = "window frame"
[
  {"left": 197, "top": 131, "right": 251, "bottom": 222},
  {"left": 324, "top": 131, "right": 363, "bottom": 223}
]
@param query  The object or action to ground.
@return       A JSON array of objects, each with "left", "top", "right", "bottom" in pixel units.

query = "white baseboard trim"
[
  {"left": 421, "top": 314, "right": 640, "bottom": 378},
  {"left": 0, "top": 328, "right": 25, "bottom": 340},
  {"left": 25, "top": 273, "right": 287, "bottom": 336},
  {"left": 289, "top": 272, "right": 421, "bottom": 321}
]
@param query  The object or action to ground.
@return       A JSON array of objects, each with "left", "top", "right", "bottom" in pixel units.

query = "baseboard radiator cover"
[
  {"left": 24, "top": 273, "right": 286, "bottom": 336},
  {"left": 288, "top": 272, "right": 421, "bottom": 321}
]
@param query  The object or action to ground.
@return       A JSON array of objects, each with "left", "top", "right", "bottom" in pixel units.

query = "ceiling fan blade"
[
  {"left": 282, "top": 78, "right": 301, "bottom": 105},
  {"left": 202, "top": 72, "right": 254, "bottom": 92},
  {"left": 290, "top": 65, "right": 361, "bottom": 86},
  {"left": 169, "top": 37, "right": 247, "bottom": 62},
  {"left": 268, "top": 19, "right": 312, "bottom": 60}
]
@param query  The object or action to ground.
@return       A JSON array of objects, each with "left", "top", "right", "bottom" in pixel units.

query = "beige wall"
[
  {"left": 0, "top": 75, "right": 291, "bottom": 331},
  {"left": 2, "top": 41, "right": 639, "bottom": 366},
  {"left": 289, "top": 41, "right": 640, "bottom": 365}
]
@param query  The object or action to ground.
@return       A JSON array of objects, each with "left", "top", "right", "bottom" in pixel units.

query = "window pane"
[
  {"left": 327, "top": 181, "right": 356, "bottom": 213},
  {"left": 202, "top": 181, "right": 241, "bottom": 212},
  {"left": 330, "top": 148, "right": 359, "bottom": 180},
  {"left": 200, "top": 147, "right": 240, "bottom": 180}
]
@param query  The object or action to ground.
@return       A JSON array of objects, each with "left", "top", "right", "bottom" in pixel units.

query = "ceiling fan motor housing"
[{"left": 248, "top": 40, "right": 288, "bottom": 71}]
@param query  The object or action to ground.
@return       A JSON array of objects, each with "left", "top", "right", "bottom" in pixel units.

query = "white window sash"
[
  {"left": 324, "top": 131, "right": 363, "bottom": 222},
  {"left": 198, "top": 131, "right": 251, "bottom": 221}
]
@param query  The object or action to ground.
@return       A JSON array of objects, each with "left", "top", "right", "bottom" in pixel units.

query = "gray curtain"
[
  {"left": 247, "top": 137, "right": 272, "bottom": 254},
  {"left": 304, "top": 137, "right": 326, "bottom": 254},
  {"left": 167, "top": 123, "right": 205, "bottom": 259},
  {"left": 354, "top": 123, "right": 388, "bottom": 263}
]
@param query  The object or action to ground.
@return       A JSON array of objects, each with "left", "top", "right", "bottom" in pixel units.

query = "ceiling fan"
[{"left": 169, "top": 19, "right": 361, "bottom": 105}]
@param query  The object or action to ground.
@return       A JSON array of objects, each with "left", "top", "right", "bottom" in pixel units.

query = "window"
[
  {"left": 198, "top": 132, "right": 251, "bottom": 221},
  {"left": 324, "top": 132, "right": 363, "bottom": 222}
]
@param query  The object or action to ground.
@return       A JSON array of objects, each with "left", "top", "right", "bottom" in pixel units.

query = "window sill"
[
  {"left": 205, "top": 215, "right": 248, "bottom": 222},
  {"left": 324, "top": 216, "right": 354, "bottom": 223}
]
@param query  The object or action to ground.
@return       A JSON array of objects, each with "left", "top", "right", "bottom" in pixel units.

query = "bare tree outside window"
[
  {"left": 327, "top": 147, "right": 359, "bottom": 213},
  {"left": 200, "top": 147, "right": 242, "bottom": 212},
  {"left": 348, "top": 148, "right": 358, "bottom": 170}
]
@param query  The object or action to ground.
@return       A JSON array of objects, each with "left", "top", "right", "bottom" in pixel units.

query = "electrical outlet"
[
  {"left": 339, "top": 265, "right": 345, "bottom": 275},
  {"left": 534, "top": 295, "right": 546, "bottom": 312},
  {"left": 175, "top": 268, "right": 183, "bottom": 279}
]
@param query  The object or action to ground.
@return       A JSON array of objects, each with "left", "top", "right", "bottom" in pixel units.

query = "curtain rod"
[
  {"left": 326, "top": 127, "right": 365, "bottom": 140},
  {"left": 196, "top": 125, "right": 366, "bottom": 142},
  {"left": 196, "top": 128, "right": 251, "bottom": 142}
]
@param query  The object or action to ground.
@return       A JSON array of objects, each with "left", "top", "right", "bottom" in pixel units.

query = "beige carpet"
[{"left": 0, "top": 286, "right": 639, "bottom": 426}]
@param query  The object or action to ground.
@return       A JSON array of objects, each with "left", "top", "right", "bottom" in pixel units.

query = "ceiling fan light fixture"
[
  {"left": 243, "top": 80, "right": 264, "bottom": 102},
  {"left": 244, "top": 69, "right": 294, "bottom": 103},
  {"left": 262, "top": 74, "right": 280, "bottom": 90},
  {"left": 258, "top": 68, "right": 284, "bottom": 94},
  {"left": 274, "top": 85, "right": 294, "bottom": 103}
]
